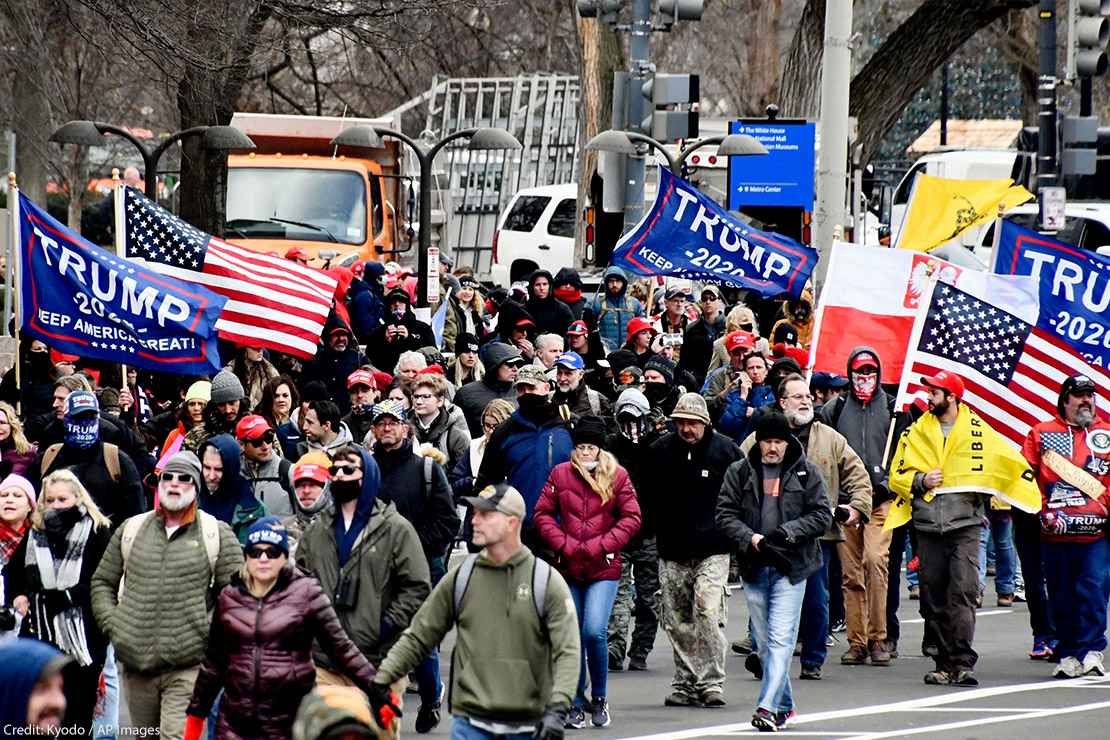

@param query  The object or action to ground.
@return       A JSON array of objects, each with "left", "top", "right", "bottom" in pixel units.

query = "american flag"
[
  {"left": 121, "top": 187, "right": 337, "bottom": 359},
  {"left": 897, "top": 277, "right": 1110, "bottom": 448}
]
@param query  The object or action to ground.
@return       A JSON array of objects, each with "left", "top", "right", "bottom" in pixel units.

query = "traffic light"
[
  {"left": 659, "top": 0, "right": 704, "bottom": 23},
  {"left": 1070, "top": 0, "right": 1110, "bottom": 77},
  {"left": 641, "top": 73, "right": 700, "bottom": 140},
  {"left": 1061, "top": 115, "right": 1099, "bottom": 175}
]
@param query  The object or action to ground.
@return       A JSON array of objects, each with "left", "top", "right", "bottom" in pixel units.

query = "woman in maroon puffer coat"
[
  {"left": 183, "top": 517, "right": 376, "bottom": 740},
  {"left": 534, "top": 415, "right": 641, "bottom": 730}
]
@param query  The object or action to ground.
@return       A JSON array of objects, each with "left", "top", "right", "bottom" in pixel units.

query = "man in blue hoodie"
[
  {"left": 0, "top": 638, "right": 70, "bottom": 733},
  {"left": 348, "top": 260, "right": 386, "bottom": 344},
  {"left": 197, "top": 433, "right": 267, "bottom": 544},
  {"left": 589, "top": 266, "right": 643, "bottom": 353}
]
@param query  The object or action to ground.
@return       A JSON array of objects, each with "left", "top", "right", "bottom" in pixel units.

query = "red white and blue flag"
[{"left": 120, "top": 186, "right": 337, "bottom": 358}]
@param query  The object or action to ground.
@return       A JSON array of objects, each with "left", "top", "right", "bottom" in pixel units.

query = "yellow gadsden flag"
[
  {"left": 885, "top": 404, "right": 1041, "bottom": 531},
  {"left": 898, "top": 174, "right": 1033, "bottom": 252}
]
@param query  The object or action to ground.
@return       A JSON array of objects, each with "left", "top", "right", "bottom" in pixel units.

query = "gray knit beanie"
[
  {"left": 162, "top": 451, "right": 203, "bottom": 492},
  {"left": 210, "top": 370, "right": 245, "bottom": 404}
]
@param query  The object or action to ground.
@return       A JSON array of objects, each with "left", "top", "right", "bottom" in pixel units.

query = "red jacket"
[
  {"left": 1022, "top": 416, "right": 1110, "bottom": 544},
  {"left": 534, "top": 460, "right": 642, "bottom": 582}
]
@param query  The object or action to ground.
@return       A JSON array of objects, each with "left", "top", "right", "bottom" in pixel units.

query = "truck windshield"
[{"left": 225, "top": 168, "right": 368, "bottom": 245}]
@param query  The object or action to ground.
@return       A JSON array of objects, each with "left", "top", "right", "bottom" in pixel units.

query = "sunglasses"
[
  {"left": 159, "top": 472, "right": 194, "bottom": 484},
  {"left": 740, "top": 323, "right": 754, "bottom": 331},
  {"left": 246, "top": 546, "right": 283, "bottom": 560},
  {"left": 330, "top": 463, "right": 359, "bottom": 476},
  {"left": 245, "top": 432, "right": 276, "bottom": 447}
]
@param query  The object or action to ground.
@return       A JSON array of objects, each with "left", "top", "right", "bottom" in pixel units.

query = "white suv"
[{"left": 490, "top": 183, "right": 577, "bottom": 285}]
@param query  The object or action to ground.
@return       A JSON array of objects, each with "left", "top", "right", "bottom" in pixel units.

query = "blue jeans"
[
  {"left": 978, "top": 511, "right": 1016, "bottom": 595},
  {"left": 416, "top": 556, "right": 447, "bottom": 707},
  {"left": 91, "top": 645, "right": 119, "bottom": 740},
  {"left": 1042, "top": 538, "right": 1109, "bottom": 661},
  {"left": 745, "top": 566, "right": 806, "bottom": 714},
  {"left": 567, "top": 579, "right": 620, "bottom": 705},
  {"left": 450, "top": 716, "right": 534, "bottom": 739},
  {"left": 798, "top": 540, "right": 834, "bottom": 668}
]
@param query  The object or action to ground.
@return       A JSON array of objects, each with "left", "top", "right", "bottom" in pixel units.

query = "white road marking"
[
  {"left": 900, "top": 608, "right": 1014, "bottom": 624},
  {"left": 839, "top": 699, "right": 1110, "bottom": 739},
  {"left": 617, "top": 675, "right": 1110, "bottom": 740}
]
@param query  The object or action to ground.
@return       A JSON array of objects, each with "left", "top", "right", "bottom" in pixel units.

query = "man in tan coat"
[{"left": 739, "top": 373, "right": 872, "bottom": 680}]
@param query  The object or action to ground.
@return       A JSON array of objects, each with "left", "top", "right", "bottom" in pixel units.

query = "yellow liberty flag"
[
  {"left": 885, "top": 404, "right": 1041, "bottom": 531},
  {"left": 897, "top": 173, "right": 1033, "bottom": 252}
]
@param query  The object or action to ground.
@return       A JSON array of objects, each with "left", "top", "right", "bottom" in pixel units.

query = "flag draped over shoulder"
[
  {"left": 885, "top": 404, "right": 1041, "bottom": 530},
  {"left": 897, "top": 174, "right": 1032, "bottom": 253}
]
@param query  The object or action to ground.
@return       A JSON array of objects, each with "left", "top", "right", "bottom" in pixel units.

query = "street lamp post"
[
  {"left": 49, "top": 120, "right": 255, "bottom": 200},
  {"left": 350, "top": 126, "right": 521, "bottom": 311},
  {"left": 587, "top": 129, "right": 767, "bottom": 178}
]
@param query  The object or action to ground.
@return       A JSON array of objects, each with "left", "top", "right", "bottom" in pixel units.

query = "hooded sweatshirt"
[
  {"left": 0, "top": 638, "right": 67, "bottom": 731},
  {"left": 588, "top": 266, "right": 643, "bottom": 352},
  {"left": 553, "top": 267, "right": 587, "bottom": 320},
  {"left": 197, "top": 434, "right": 266, "bottom": 543},
  {"left": 818, "top": 346, "right": 893, "bottom": 505},
  {"left": 334, "top": 448, "right": 382, "bottom": 567},
  {"left": 525, "top": 269, "right": 575, "bottom": 337},
  {"left": 455, "top": 343, "right": 521, "bottom": 436}
]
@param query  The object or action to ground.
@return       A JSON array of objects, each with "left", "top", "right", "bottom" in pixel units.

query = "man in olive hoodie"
[
  {"left": 369, "top": 483, "right": 579, "bottom": 740},
  {"left": 91, "top": 451, "right": 243, "bottom": 740}
]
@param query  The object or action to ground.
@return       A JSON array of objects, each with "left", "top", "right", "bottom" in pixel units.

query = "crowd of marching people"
[{"left": 1, "top": 253, "right": 1108, "bottom": 738}]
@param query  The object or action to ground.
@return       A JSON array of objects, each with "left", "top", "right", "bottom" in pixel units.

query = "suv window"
[
  {"left": 503, "top": 196, "right": 551, "bottom": 232},
  {"left": 547, "top": 198, "right": 577, "bottom": 238},
  {"left": 893, "top": 162, "right": 926, "bottom": 206}
]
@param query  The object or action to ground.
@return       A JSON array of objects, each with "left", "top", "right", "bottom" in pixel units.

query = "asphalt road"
[{"left": 404, "top": 572, "right": 1110, "bottom": 739}]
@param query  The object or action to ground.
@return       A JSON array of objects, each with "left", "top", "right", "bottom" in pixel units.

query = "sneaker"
[
  {"left": 731, "top": 636, "right": 753, "bottom": 655},
  {"left": 924, "top": 670, "right": 952, "bottom": 685},
  {"left": 565, "top": 705, "right": 587, "bottom": 729},
  {"left": 831, "top": 619, "right": 847, "bottom": 633},
  {"left": 774, "top": 709, "right": 797, "bottom": 729},
  {"left": 1053, "top": 656, "right": 1083, "bottom": 678},
  {"left": 1082, "top": 651, "right": 1106, "bottom": 676},
  {"left": 907, "top": 555, "right": 920, "bottom": 572},
  {"left": 869, "top": 641, "right": 892, "bottom": 666},
  {"left": 799, "top": 664, "right": 822, "bottom": 680},
  {"left": 590, "top": 697, "right": 611, "bottom": 728},
  {"left": 751, "top": 708, "right": 779, "bottom": 732},
  {"left": 1013, "top": 589, "right": 1026, "bottom": 603},
  {"left": 997, "top": 593, "right": 1014, "bottom": 607},
  {"left": 951, "top": 670, "right": 979, "bottom": 687},
  {"left": 882, "top": 640, "right": 899, "bottom": 659},
  {"left": 414, "top": 701, "right": 441, "bottom": 734},
  {"left": 701, "top": 691, "right": 727, "bottom": 708},
  {"left": 608, "top": 655, "right": 625, "bottom": 672},
  {"left": 825, "top": 633, "right": 836, "bottom": 647},
  {"left": 908, "top": 585, "right": 920, "bottom": 600},
  {"left": 627, "top": 655, "right": 648, "bottom": 671},
  {"left": 1029, "top": 640, "right": 1054, "bottom": 660},
  {"left": 745, "top": 653, "right": 764, "bottom": 679},
  {"left": 841, "top": 645, "right": 868, "bottom": 665},
  {"left": 664, "top": 692, "right": 699, "bottom": 707}
]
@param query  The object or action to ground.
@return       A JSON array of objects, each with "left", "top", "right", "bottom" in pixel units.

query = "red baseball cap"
[
  {"left": 347, "top": 369, "right": 375, "bottom": 390},
  {"left": 921, "top": 370, "right": 965, "bottom": 400},
  {"left": 285, "top": 247, "right": 310, "bottom": 261},
  {"left": 567, "top": 320, "right": 588, "bottom": 336},
  {"left": 418, "top": 364, "right": 445, "bottom": 376},
  {"left": 235, "top": 415, "right": 272, "bottom": 441},
  {"left": 372, "top": 370, "right": 393, "bottom": 390},
  {"left": 625, "top": 317, "right": 657, "bottom": 343},
  {"left": 850, "top": 352, "right": 879, "bottom": 371},
  {"left": 292, "top": 462, "right": 329, "bottom": 485},
  {"left": 725, "top": 330, "right": 755, "bottom": 354},
  {"left": 351, "top": 261, "right": 365, "bottom": 277}
]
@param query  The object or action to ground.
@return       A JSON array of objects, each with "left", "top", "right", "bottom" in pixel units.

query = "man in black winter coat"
[
  {"left": 454, "top": 342, "right": 523, "bottom": 436},
  {"left": 640, "top": 392, "right": 741, "bottom": 707},
  {"left": 302, "top": 315, "right": 368, "bottom": 414},
  {"left": 365, "top": 289, "right": 435, "bottom": 375},
  {"left": 525, "top": 269, "right": 574, "bottom": 336}
]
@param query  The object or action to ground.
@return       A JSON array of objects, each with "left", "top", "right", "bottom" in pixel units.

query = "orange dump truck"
[{"left": 225, "top": 112, "right": 409, "bottom": 264}]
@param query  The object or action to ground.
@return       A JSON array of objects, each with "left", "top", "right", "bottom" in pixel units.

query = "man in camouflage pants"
[{"left": 607, "top": 538, "right": 660, "bottom": 671}]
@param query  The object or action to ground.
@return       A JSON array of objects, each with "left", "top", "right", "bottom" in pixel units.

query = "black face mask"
[
  {"left": 44, "top": 506, "right": 82, "bottom": 537},
  {"left": 330, "top": 478, "right": 362, "bottom": 504},
  {"left": 643, "top": 382, "right": 670, "bottom": 406},
  {"left": 517, "top": 393, "right": 549, "bottom": 416}
]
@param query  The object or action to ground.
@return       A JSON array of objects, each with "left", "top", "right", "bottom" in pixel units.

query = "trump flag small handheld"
[
  {"left": 16, "top": 191, "right": 226, "bottom": 375},
  {"left": 611, "top": 166, "right": 817, "bottom": 300}
]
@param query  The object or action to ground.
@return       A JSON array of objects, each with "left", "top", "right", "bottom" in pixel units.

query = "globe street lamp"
[{"left": 49, "top": 120, "right": 255, "bottom": 200}]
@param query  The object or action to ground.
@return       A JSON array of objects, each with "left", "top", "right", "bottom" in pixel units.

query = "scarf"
[
  {"left": 0, "top": 520, "right": 27, "bottom": 567},
  {"left": 852, "top": 374, "right": 877, "bottom": 404},
  {"left": 64, "top": 417, "right": 99, "bottom": 449},
  {"left": 555, "top": 285, "right": 582, "bottom": 304},
  {"left": 24, "top": 509, "right": 94, "bottom": 665}
]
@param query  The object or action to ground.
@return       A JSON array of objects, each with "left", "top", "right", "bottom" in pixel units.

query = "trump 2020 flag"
[
  {"left": 17, "top": 193, "right": 226, "bottom": 374},
  {"left": 992, "top": 219, "right": 1110, "bottom": 369},
  {"left": 612, "top": 166, "right": 817, "bottom": 299}
]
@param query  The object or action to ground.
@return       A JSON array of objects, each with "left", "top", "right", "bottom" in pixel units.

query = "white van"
[{"left": 489, "top": 183, "right": 577, "bottom": 286}]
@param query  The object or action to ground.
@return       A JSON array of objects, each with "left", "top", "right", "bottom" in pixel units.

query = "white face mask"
[{"left": 582, "top": 461, "right": 598, "bottom": 472}]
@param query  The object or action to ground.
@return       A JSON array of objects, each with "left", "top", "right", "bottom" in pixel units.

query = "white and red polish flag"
[{"left": 809, "top": 242, "right": 969, "bottom": 380}]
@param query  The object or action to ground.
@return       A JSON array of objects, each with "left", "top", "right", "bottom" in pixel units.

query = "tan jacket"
[{"left": 741, "top": 420, "right": 872, "bottom": 541}]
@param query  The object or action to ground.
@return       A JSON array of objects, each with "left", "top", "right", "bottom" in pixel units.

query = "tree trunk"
[
  {"left": 779, "top": 0, "right": 826, "bottom": 118},
  {"left": 574, "top": 16, "right": 623, "bottom": 269},
  {"left": 7, "top": 0, "right": 59, "bottom": 207}
]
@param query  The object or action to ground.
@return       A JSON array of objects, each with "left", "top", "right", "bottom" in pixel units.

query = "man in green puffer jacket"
[
  {"left": 90, "top": 451, "right": 243, "bottom": 740},
  {"left": 368, "top": 483, "right": 580, "bottom": 739}
]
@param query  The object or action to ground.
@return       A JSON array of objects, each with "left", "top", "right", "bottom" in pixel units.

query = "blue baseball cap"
[
  {"left": 64, "top": 390, "right": 99, "bottom": 420},
  {"left": 554, "top": 351, "right": 585, "bottom": 371},
  {"left": 811, "top": 372, "right": 849, "bottom": 390},
  {"left": 244, "top": 516, "right": 289, "bottom": 556}
]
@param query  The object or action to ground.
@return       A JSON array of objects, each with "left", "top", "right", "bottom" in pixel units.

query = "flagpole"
[
  {"left": 988, "top": 202, "right": 1006, "bottom": 273},
  {"left": 806, "top": 238, "right": 843, "bottom": 380},
  {"left": 8, "top": 172, "right": 20, "bottom": 416},
  {"left": 111, "top": 171, "right": 133, "bottom": 413},
  {"left": 891, "top": 176, "right": 919, "bottom": 250}
]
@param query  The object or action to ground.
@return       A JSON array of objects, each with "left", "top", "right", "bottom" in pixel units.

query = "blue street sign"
[{"left": 727, "top": 120, "right": 816, "bottom": 211}]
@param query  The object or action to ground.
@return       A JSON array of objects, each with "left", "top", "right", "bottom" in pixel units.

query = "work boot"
[
  {"left": 745, "top": 653, "right": 763, "bottom": 679},
  {"left": 627, "top": 655, "right": 648, "bottom": 671},
  {"left": 731, "top": 635, "right": 753, "bottom": 655},
  {"left": 997, "top": 593, "right": 1014, "bottom": 607},
  {"left": 868, "top": 641, "right": 892, "bottom": 666},
  {"left": 701, "top": 690, "right": 727, "bottom": 708},
  {"left": 881, "top": 639, "right": 899, "bottom": 659},
  {"left": 609, "top": 655, "right": 625, "bottom": 672},
  {"left": 664, "top": 692, "right": 699, "bottom": 707},
  {"left": 841, "top": 644, "right": 868, "bottom": 665}
]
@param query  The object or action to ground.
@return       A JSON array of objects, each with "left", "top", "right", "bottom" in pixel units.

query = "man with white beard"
[
  {"left": 92, "top": 451, "right": 243, "bottom": 740},
  {"left": 737, "top": 373, "right": 872, "bottom": 680}
]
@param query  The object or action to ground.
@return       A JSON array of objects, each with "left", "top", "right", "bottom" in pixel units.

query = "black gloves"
[
  {"left": 366, "top": 682, "right": 403, "bottom": 729},
  {"left": 533, "top": 703, "right": 568, "bottom": 740},
  {"left": 766, "top": 526, "right": 793, "bottom": 548}
]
